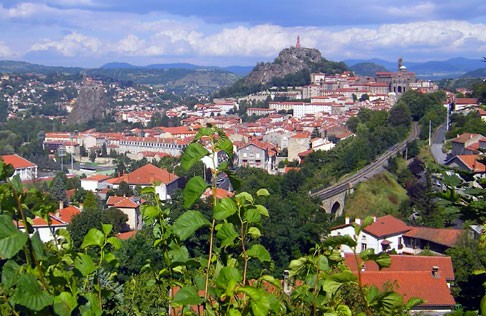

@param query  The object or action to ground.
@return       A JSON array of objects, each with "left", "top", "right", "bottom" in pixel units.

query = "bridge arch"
[{"left": 331, "top": 201, "right": 341, "bottom": 216}]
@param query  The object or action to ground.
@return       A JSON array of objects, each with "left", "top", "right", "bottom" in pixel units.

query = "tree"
[
  {"left": 49, "top": 172, "right": 68, "bottom": 204},
  {"left": 89, "top": 150, "right": 96, "bottom": 163},
  {"left": 83, "top": 190, "right": 100, "bottom": 211}
]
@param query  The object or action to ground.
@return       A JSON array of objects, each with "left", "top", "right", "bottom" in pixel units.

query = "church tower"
[{"left": 296, "top": 36, "right": 301, "bottom": 49}]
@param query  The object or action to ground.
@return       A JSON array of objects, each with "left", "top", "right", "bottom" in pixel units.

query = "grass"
[{"left": 344, "top": 171, "right": 409, "bottom": 218}]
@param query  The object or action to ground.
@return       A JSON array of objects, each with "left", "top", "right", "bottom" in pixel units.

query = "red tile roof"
[
  {"left": 455, "top": 155, "right": 486, "bottom": 173},
  {"left": 1, "top": 154, "right": 37, "bottom": 168},
  {"left": 345, "top": 254, "right": 455, "bottom": 281},
  {"left": 403, "top": 227, "right": 464, "bottom": 248},
  {"left": 57, "top": 206, "right": 81, "bottom": 224},
  {"left": 117, "top": 230, "right": 138, "bottom": 240},
  {"left": 106, "top": 196, "right": 140, "bottom": 208},
  {"left": 364, "top": 215, "right": 411, "bottom": 238},
  {"left": 359, "top": 271, "right": 455, "bottom": 307},
  {"left": 83, "top": 174, "right": 112, "bottom": 182},
  {"left": 450, "top": 133, "right": 482, "bottom": 144},
  {"left": 109, "top": 164, "right": 178, "bottom": 185}
]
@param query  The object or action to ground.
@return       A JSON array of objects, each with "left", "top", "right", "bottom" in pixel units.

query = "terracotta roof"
[
  {"left": 202, "top": 188, "right": 234, "bottom": 199},
  {"left": 364, "top": 215, "right": 411, "bottom": 238},
  {"left": 403, "top": 227, "right": 464, "bottom": 248},
  {"left": 454, "top": 155, "right": 486, "bottom": 173},
  {"left": 1, "top": 154, "right": 37, "bottom": 169},
  {"left": 57, "top": 206, "right": 81, "bottom": 224},
  {"left": 106, "top": 196, "right": 140, "bottom": 208},
  {"left": 345, "top": 254, "right": 455, "bottom": 281},
  {"left": 83, "top": 174, "right": 112, "bottom": 182},
  {"left": 450, "top": 133, "right": 482, "bottom": 144},
  {"left": 455, "top": 98, "right": 478, "bottom": 105},
  {"left": 117, "top": 230, "right": 138, "bottom": 240},
  {"left": 358, "top": 271, "right": 455, "bottom": 307},
  {"left": 109, "top": 164, "right": 178, "bottom": 185}
]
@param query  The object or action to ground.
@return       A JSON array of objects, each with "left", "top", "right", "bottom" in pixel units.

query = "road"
[
  {"left": 310, "top": 122, "right": 420, "bottom": 200},
  {"left": 430, "top": 124, "right": 448, "bottom": 164}
]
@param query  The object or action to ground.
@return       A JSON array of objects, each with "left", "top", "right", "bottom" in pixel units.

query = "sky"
[{"left": 0, "top": 0, "right": 486, "bottom": 68}]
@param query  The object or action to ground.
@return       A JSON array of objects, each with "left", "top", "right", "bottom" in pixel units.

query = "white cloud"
[
  {"left": 29, "top": 32, "right": 102, "bottom": 56},
  {"left": 0, "top": 41, "right": 13, "bottom": 57}
]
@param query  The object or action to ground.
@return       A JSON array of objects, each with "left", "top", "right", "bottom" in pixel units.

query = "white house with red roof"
[
  {"left": 81, "top": 174, "right": 112, "bottom": 192},
  {"left": 330, "top": 215, "right": 464, "bottom": 255},
  {"left": 1, "top": 154, "right": 38, "bottom": 181},
  {"left": 17, "top": 205, "right": 81, "bottom": 243},
  {"left": 105, "top": 163, "right": 181, "bottom": 201}
]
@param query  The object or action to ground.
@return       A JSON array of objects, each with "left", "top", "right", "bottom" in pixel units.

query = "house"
[
  {"left": 359, "top": 271, "right": 455, "bottom": 314},
  {"left": 453, "top": 97, "right": 479, "bottom": 112},
  {"left": 1, "top": 154, "right": 38, "bottom": 181},
  {"left": 16, "top": 205, "right": 81, "bottom": 243},
  {"left": 106, "top": 196, "right": 142, "bottom": 231},
  {"left": 345, "top": 253, "right": 456, "bottom": 314},
  {"left": 105, "top": 163, "right": 182, "bottom": 201},
  {"left": 330, "top": 216, "right": 410, "bottom": 254},
  {"left": 330, "top": 215, "right": 464, "bottom": 255},
  {"left": 402, "top": 226, "right": 464, "bottom": 255},
  {"left": 81, "top": 174, "right": 112, "bottom": 192},
  {"left": 450, "top": 133, "right": 484, "bottom": 156},
  {"left": 446, "top": 154, "right": 486, "bottom": 177},
  {"left": 236, "top": 139, "right": 277, "bottom": 173}
]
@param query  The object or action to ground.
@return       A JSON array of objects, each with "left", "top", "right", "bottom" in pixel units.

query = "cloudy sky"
[{"left": 1, "top": 0, "right": 486, "bottom": 67}]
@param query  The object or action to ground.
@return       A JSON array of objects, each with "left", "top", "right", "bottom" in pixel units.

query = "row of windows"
[{"left": 119, "top": 141, "right": 184, "bottom": 149}]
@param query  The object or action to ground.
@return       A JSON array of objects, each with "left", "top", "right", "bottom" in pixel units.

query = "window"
[{"left": 361, "top": 243, "right": 367, "bottom": 251}]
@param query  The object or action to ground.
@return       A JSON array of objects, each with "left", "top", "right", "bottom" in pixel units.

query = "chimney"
[
  {"left": 345, "top": 217, "right": 350, "bottom": 224},
  {"left": 59, "top": 200, "right": 64, "bottom": 211},
  {"left": 432, "top": 266, "right": 440, "bottom": 278},
  {"left": 372, "top": 216, "right": 377, "bottom": 222},
  {"left": 79, "top": 203, "right": 84, "bottom": 212},
  {"left": 355, "top": 218, "right": 361, "bottom": 225}
]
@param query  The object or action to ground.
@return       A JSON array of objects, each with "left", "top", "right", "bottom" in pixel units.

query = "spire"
[{"left": 296, "top": 36, "right": 301, "bottom": 49}]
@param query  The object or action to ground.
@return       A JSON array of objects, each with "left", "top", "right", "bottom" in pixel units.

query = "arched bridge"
[{"left": 310, "top": 123, "right": 419, "bottom": 217}]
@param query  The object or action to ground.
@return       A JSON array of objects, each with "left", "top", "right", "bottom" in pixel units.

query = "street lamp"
[
  {"left": 58, "top": 146, "right": 66, "bottom": 172},
  {"left": 70, "top": 130, "right": 78, "bottom": 172}
]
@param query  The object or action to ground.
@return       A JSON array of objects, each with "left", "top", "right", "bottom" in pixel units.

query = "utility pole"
[{"left": 428, "top": 120, "right": 432, "bottom": 146}]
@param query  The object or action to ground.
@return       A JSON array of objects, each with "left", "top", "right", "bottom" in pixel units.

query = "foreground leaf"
[
  {"left": 181, "top": 143, "right": 209, "bottom": 171},
  {"left": 0, "top": 215, "right": 28, "bottom": 259},
  {"left": 172, "top": 210, "right": 210, "bottom": 241},
  {"left": 172, "top": 286, "right": 203, "bottom": 307},
  {"left": 12, "top": 274, "right": 53, "bottom": 311},
  {"left": 182, "top": 176, "right": 209, "bottom": 209}
]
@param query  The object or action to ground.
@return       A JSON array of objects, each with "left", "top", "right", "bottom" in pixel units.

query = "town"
[{"left": 1, "top": 40, "right": 486, "bottom": 315}]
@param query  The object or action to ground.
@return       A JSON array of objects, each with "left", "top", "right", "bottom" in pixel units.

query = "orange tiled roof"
[
  {"left": 1, "top": 154, "right": 37, "bottom": 169},
  {"left": 364, "top": 215, "right": 411, "bottom": 238},
  {"left": 345, "top": 254, "right": 455, "bottom": 281},
  {"left": 117, "top": 230, "right": 137, "bottom": 240},
  {"left": 455, "top": 155, "right": 486, "bottom": 173},
  {"left": 106, "top": 196, "right": 140, "bottom": 208},
  {"left": 109, "top": 164, "right": 178, "bottom": 185},
  {"left": 450, "top": 133, "right": 482, "bottom": 144},
  {"left": 403, "top": 227, "right": 464, "bottom": 248},
  {"left": 359, "top": 271, "right": 455, "bottom": 307},
  {"left": 57, "top": 206, "right": 81, "bottom": 224}
]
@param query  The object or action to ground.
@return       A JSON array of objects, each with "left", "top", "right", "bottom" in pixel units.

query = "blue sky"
[{"left": 1, "top": 0, "right": 486, "bottom": 67}]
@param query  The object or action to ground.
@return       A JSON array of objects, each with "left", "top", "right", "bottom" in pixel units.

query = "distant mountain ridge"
[
  {"left": 101, "top": 62, "right": 253, "bottom": 76},
  {"left": 343, "top": 57, "right": 486, "bottom": 79}
]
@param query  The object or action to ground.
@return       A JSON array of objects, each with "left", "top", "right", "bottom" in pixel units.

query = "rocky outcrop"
[
  {"left": 67, "top": 81, "right": 109, "bottom": 125},
  {"left": 244, "top": 47, "right": 324, "bottom": 86}
]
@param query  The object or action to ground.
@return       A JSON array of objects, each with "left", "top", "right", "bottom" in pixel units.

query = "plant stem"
[{"left": 204, "top": 219, "right": 216, "bottom": 301}]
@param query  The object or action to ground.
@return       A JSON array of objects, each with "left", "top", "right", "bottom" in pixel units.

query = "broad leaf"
[
  {"left": 182, "top": 176, "right": 208, "bottom": 209},
  {"left": 379, "top": 291, "right": 404, "bottom": 312},
  {"left": 195, "top": 127, "right": 214, "bottom": 140},
  {"left": 254, "top": 204, "right": 269, "bottom": 217},
  {"left": 75, "top": 253, "right": 97, "bottom": 276},
  {"left": 10, "top": 175, "right": 23, "bottom": 193},
  {"left": 101, "top": 224, "right": 112, "bottom": 236},
  {"left": 256, "top": 188, "right": 270, "bottom": 197},
  {"left": 216, "top": 223, "right": 239, "bottom": 247},
  {"left": 12, "top": 274, "right": 53, "bottom": 311},
  {"left": 405, "top": 297, "right": 425, "bottom": 310},
  {"left": 322, "top": 235, "right": 357, "bottom": 248},
  {"left": 235, "top": 192, "right": 253, "bottom": 205},
  {"left": 1, "top": 260, "right": 20, "bottom": 289},
  {"left": 245, "top": 208, "right": 261, "bottom": 224},
  {"left": 247, "top": 244, "right": 271, "bottom": 262},
  {"left": 238, "top": 287, "right": 271, "bottom": 316},
  {"left": 374, "top": 252, "right": 392, "bottom": 270},
  {"left": 481, "top": 294, "right": 486, "bottom": 316},
  {"left": 81, "top": 228, "right": 105, "bottom": 249},
  {"left": 317, "top": 255, "right": 329, "bottom": 271},
  {"left": 215, "top": 137, "right": 234, "bottom": 158},
  {"left": 248, "top": 227, "right": 261, "bottom": 239},
  {"left": 172, "top": 210, "right": 210, "bottom": 241},
  {"left": 0, "top": 215, "right": 28, "bottom": 259},
  {"left": 78, "top": 293, "right": 102, "bottom": 316},
  {"left": 30, "top": 232, "right": 47, "bottom": 260},
  {"left": 215, "top": 266, "right": 242, "bottom": 288},
  {"left": 181, "top": 143, "right": 209, "bottom": 171},
  {"left": 172, "top": 286, "right": 203, "bottom": 307},
  {"left": 213, "top": 198, "right": 238, "bottom": 220},
  {"left": 168, "top": 243, "right": 190, "bottom": 264},
  {"left": 107, "top": 236, "right": 122, "bottom": 250},
  {"left": 54, "top": 292, "right": 77, "bottom": 316}
]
